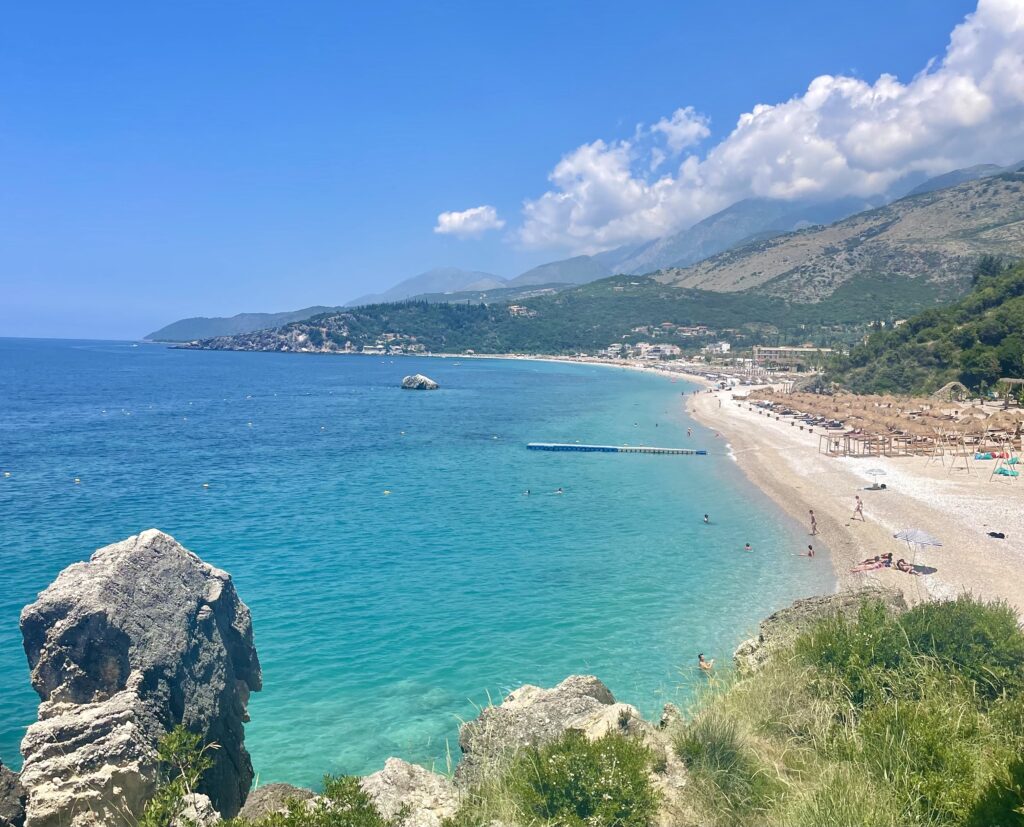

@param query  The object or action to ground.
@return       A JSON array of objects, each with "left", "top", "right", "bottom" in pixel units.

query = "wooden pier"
[{"left": 527, "top": 442, "right": 707, "bottom": 455}]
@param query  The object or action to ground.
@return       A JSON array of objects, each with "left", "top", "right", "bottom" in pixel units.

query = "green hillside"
[{"left": 830, "top": 259, "right": 1024, "bottom": 395}]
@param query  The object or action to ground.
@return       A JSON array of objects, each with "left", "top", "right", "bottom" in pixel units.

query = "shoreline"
[{"left": 688, "top": 387, "right": 1024, "bottom": 612}]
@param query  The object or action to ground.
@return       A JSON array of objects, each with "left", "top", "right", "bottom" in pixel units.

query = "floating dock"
[{"left": 527, "top": 442, "right": 707, "bottom": 455}]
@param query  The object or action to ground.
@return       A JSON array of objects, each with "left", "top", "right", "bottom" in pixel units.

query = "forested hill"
[{"left": 829, "top": 259, "right": 1024, "bottom": 395}]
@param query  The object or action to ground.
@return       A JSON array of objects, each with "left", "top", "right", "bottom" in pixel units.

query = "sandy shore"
[{"left": 689, "top": 387, "right": 1024, "bottom": 612}]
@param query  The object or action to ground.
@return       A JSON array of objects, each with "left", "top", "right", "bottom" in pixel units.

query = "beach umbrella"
[
  {"left": 894, "top": 528, "right": 942, "bottom": 546},
  {"left": 893, "top": 528, "right": 942, "bottom": 562},
  {"left": 866, "top": 468, "right": 886, "bottom": 487}
]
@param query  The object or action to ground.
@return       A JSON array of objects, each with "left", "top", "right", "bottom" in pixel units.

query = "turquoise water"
[{"left": 0, "top": 339, "right": 833, "bottom": 786}]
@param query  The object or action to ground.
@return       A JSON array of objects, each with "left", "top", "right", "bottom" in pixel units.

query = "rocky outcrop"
[
  {"left": 360, "top": 758, "right": 458, "bottom": 827},
  {"left": 0, "top": 760, "right": 26, "bottom": 827},
  {"left": 401, "top": 374, "right": 439, "bottom": 390},
  {"left": 454, "top": 675, "right": 692, "bottom": 825},
  {"left": 236, "top": 783, "right": 314, "bottom": 821},
  {"left": 19, "top": 530, "right": 261, "bottom": 827},
  {"left": 733, "top": 586, "right": 908, "bottom": 672},
  {"left": 173, "top": 793, "right": 220, "bottom": 827}
]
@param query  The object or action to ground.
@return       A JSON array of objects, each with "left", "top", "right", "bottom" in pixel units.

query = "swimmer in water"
[
  {"left": 555, "top": 487, "right": 564, "bottom": 495},
  {"left": 523, "top": 489, "right": 530, "bottom": 496},
  {"left": 703, "top": 514, "right": 709, "bottom": 524},
  {"left": 698, "top": 653, "right": 714, "bottom": 671},
  {"left": 744, "top": 543, "right": 753, "bottom": 552},
  {"left": 797, "top": 544, "right": 814, "bottom": 557}
]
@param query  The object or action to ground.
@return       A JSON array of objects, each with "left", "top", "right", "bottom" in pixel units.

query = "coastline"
[
  {"left": 440, "top": 353, "right": 1024, "bottom": 613},
  {"left": 688, "top": 386, "right": 1024, "bottom": 612}
]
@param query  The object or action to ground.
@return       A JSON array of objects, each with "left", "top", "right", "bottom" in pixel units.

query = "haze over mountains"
[{"left": 146, "top": 161, "right": 1024, "bottom": 341}]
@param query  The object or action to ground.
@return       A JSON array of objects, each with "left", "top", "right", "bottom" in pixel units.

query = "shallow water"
[{"left": 0, "top": 339, "right": 833, "bottom": 785}]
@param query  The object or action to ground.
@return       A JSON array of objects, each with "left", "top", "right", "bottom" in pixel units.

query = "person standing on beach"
[
  {"left": 809, "top": 509, "right": 818, "bottom": 535},
  {"left": 852, "top": 495, "right": 865, "bottom": 521}
]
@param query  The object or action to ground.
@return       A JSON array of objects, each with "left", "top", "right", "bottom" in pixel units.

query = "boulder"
[
  {"left": 401, "top": 374, "right": 439, "bottom": 390},
  {"left": 734, "top": 586, "right": 907, "bottom": 673},
  {"left": 19, "top": 530, "right": 261, "bottom": 827},
  {"left": 0, "top": 759, "right": 26, "bottom": 827},
  {"left": 236, "top": 784, "right": 315, "bottom": 821},
  {"left": 360, "top": 758, "right": 458, "bottom": 827},
  {"left": 173, "top": 793, "right": 220, "bottom": 827},
  {"left": 455, "top": 675, "right": 618, "bottom": 787}
]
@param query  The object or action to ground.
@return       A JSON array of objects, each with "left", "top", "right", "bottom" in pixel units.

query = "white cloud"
[
  {"left": 651, "top": 106, "right": 711, "bottom": 152},
  {"left": 518, "top": 0, "right": 1024, "bottom": 253},
  {"left": 433, "top": 205, "right": 505, "bottom": 237}
]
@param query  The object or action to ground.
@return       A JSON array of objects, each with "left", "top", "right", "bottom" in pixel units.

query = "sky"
[{"left": 3, "top": 0, "right": 1022, "bottom": 339}]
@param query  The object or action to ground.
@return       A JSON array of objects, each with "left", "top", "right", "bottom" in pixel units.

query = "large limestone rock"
[
  {"left": 19, "top": 530, "right": 261, "bottom": 827},
  {"left": 401, "top": 374, "right": 439, "bottom": 390},
  {"left": 733, "top": 586, "right": 907, "bottom": 672},
  {"left": 455, "top": 676, "right": 693, "bottom": 824},
  {"left": 360, "top": 758, "right": 458, "bottom": 827},
  {"left": 0, "top": 760, "right": 26, "bottom": 827},
  {"left": 455, "top": 675, "right": 626, "bottom": 786},
  {"left": 236, "top": 784, "right": 314, "bottom": 821}
]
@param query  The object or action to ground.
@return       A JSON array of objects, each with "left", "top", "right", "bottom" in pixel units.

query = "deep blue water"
[{"left": 0, "top": 339, "right": 833, "bottom": 786}]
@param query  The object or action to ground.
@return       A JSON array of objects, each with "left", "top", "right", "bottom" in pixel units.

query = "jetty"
[{"left": 527, "top": 442, "right": 707, "bottom": 455}]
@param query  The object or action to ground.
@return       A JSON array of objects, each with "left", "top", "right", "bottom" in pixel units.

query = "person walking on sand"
[
  {"left": 698, "top": 653, "right": 714, "bottom": 671},
  {"left": 809, "top": 509, "right": 818, "bottom": 536},
  {"left": 851, "top": 495, "right": 865, "bottom": 521}
]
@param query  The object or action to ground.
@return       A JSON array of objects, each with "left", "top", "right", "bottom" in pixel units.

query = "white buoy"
[
  {"left": 202, "top": 482, "right": 210, "bottom": 488},
  {"left": 383, "top": 489, "right": 391, "bottom": 495},
  {"left": 74, "top": 478, "right": 80, "bottom": 484},
  {"left": 4, "top": 471, "right": 11, "bottom": 477}
]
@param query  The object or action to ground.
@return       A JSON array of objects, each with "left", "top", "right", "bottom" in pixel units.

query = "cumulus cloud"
[
  {"left": 434, "top": 205, "right": 505, "bottom": 237},
  {"left": 651, "top": 106, "right": 711, "bottom": 152},
  {"left": 519, "top": 0, "right": 1024, "bottom": 252}
]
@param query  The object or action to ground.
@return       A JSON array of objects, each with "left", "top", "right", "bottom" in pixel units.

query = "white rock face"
[
  {"left": 401, "top": 374, "right": 439, "bottom": 390},
  {"left": 360, "top": 758, "right": 458, "bottom": 827},
  {"left": 19, "top": 530, "right": 261, "bottom": 827}
]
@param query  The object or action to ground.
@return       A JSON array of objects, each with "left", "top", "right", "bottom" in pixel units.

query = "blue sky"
[{"left": 2, "top": 0, "right": 1012, "bottom": 338}]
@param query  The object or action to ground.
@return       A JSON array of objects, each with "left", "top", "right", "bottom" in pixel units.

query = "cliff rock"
[
  {"left": 0, "top": 760, "right": 26, "bottom": 827},
  {"left": 19, "top": 530, "right": 261, "bottom": 826},
  {"left": 360, "top": 758, "right": 458, "bottom": 827},
  {"left": 236, "top": 784, "right": 314, "bottom": 821},
  {"left": 734, "top": 586, "right": 908, "bottom": 672},
  {"left": 401, "top": 374, "right": 439, "bottom": 390}
]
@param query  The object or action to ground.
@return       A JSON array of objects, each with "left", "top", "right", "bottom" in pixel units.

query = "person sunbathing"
[
  {"left": 896, "top": 558, "right": 921, "bottom": 575},
  {"left": 850, "top": 556, "right": 887, "bottom": 573}
]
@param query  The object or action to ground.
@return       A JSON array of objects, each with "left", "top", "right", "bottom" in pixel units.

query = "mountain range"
[{"left": 146, "top": 161, "right": 1023, "bottom": 341}]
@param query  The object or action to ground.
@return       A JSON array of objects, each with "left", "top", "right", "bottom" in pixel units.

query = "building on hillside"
[
  {"left": 606, "top": 343, "right": 625, "bottom": 357},
  {"left": 508, "top": 304, "right": 536, "bottom": 317},
  {"left": 702, "top": 341, "right": 731, "bottom": 355},
  {"left": 361, "top": 345, "right": 386, "bottom": 355},
  {"left": 753, "top": 345, "right": 833, "bottom": 370}
]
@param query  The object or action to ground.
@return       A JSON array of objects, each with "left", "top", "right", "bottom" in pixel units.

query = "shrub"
[
  {"left": 139, "top": 726, "right": 214, "bottom": 827},
  {"left": 504, "top": 730, "right": 658, "bottom": 827},
  {"left": 794, "top": 600, "right": 911, "bottom": 708},
  {"left": 772, "top": 763, "right": 906, "bottom": 827},
  {"left": 898, "top": 596, "right": 1024, "bottom": 700},
  {"left": 227, "top": 775, "right": 396, "bottom": 827},
  {"left": 674, "top": 712, "right": 780, "bottom": 823},
  {"left": 967, "top": 756, "right": 1024, "bottom": 827}
]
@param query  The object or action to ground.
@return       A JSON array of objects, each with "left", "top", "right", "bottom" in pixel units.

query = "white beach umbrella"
[
  {"left": 893, "top": 528, "right": 942, "bottom": 546},
  {"left": 866, "top": 468, "right": 886, "bottom": 486}
]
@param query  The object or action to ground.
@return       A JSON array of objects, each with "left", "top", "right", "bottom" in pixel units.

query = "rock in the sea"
[
  {"left": 236, "top": 784, "right": 315, "bottom": 821},
  {"left": 733, "top": 586, "right": 908, "bottom": 673},
  {"left": 360, "top": 758, "right": 458, "bottom": 827},
  {"left": 19, "top": 529, "right": 261, "bottom": 827},
  {"left": 0, "top": 759, "right": 26, "bottom": 827},
  {"left": 401, "top": 374, "right": 439, "bottom": 390}
]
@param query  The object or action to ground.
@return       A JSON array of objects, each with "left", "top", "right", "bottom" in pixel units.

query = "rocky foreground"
[{"left": 0, "top": 531, "right": 899, "bottom": 827}]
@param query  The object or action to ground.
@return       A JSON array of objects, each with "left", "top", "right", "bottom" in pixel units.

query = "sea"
[{"left": 0, "top": 338, "right": 834, "bottom": 787}]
